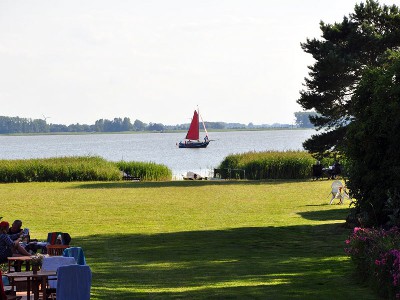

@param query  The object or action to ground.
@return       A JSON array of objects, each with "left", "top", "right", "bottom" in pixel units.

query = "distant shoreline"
[{"left": 0, "top": 127, "right": 313, "bottom": 137}]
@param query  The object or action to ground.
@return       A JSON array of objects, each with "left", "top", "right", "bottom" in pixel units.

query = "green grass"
[{"left": 0, "top": 180, "right": 376, "bottom": 299}]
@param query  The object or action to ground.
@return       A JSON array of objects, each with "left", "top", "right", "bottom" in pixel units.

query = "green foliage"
[
  {"left": 116, "top": 161, "right": 172, "bottom": 181},
  {"left": 345, "top": 51, "right": 400, "bottom": 226},
  {"left": 0, "top": 156, "right": 121, "bottom": 182},
  {"left": 345, "top": 227, "right": 400, "bottom": 299},
  {"left": 0, "top": 116, "right": 49, "bottom": 134},
  {"left": 219, "top": 151, "right": 333, "bottom": 179},
  {"left": 298, "top": 0, "right": 400, "bottom": 154},
  {"left": 0, "top": 156, "right": 173, "bottom": 182}
]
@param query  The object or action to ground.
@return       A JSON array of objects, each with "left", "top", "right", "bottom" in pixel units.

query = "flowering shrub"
[{"left": 345, "top": 227, "right": 400, "bottom": 299}]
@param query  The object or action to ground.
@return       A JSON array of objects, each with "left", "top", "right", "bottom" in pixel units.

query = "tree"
[
  {"left": 122, "top": 117, "right": 133, "bottom": 131},
  {"left": 133, "top": 119, "right": 147, "bottom": 131},
  {"left": 345, "top": 51, "right": 400, "bottom": 226},
  {"left": 147, "top": 122, "right": 164, "bottom": 132},
  {"left": 297, "top": 0, "right": 400, "bottom": 153},
  {"left": 294, "top": 111, "right": 318, "bottom": 128}
]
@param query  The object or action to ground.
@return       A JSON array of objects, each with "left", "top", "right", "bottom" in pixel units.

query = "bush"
[
  {"left": 218, "top": 151, "right": 335, "bottom": 180},
  {"left": 0, "top": 156, "right": 173, "bottom": 182},
  {"left": 116, "top": 161, "right": 172, "bottom": 181},
  {"left": 345, "top": 52, "right": 400, "bottom": 226},
  {"left": 345, "top": 227, "right": 400, "bottom": 299},
  {"left": 0, "top": 156, "right": 121, "bottom": 182}
]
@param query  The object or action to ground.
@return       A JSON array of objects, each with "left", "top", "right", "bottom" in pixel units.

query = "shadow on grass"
[
  {"left": 71, "top": 180, "right": 307, "bottom": 189},
  {"left": 299, "top": 209, "right": 350, "bottom": 222},
  {"left": 75, "top": 224, "right": 375, "bottom": 300}
]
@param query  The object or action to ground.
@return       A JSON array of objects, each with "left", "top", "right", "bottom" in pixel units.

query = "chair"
[
  {"left": 47, "top": 233, "right": 71, "bottom": 246},
  {"left": 329, "top": 180, "right": 349, "bottom": 205},
  {"left": 46, "top": 232, "right": 71, "bottom": 256},
  {"left": 41, "top": 256, "right": 76, "bottom": 289},
  {"left": 62, "top": 247, "right": 86, "bottom": 265},
  {"left": 0, "top": 271, "right": 21, "bottom": 300},
  {"left": 312, "top": 163, "right": 323, "bottom": 180},
  {"left": 50, "top": 265, "right": 92, "bottom": 300},
  {"left": 46, "top": 245, "right": 70, "bottom": 256}
]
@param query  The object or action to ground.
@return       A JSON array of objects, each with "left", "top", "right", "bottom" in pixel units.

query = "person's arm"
[
  {"left": 1, "top": 234, "right": 15, "bottom": 247},
  {"left": 9, "top": 233, "right": 21, "bottom": 241}
]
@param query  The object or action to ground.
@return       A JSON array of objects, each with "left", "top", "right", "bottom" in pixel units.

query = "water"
[{"left": 0, "top": 130, "right": 315, "bottom": 179}]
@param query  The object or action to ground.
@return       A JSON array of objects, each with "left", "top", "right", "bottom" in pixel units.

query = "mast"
[{"left": 199, "top": 109, "right": 208, "bottom": 138}]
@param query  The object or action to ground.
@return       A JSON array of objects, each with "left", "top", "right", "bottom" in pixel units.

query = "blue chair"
[
  {"left": 51, "top": 265, "right": 92, "bottom": 300},
  {"left": 62, "top": 247, "right": 86, "bottom": 265}
]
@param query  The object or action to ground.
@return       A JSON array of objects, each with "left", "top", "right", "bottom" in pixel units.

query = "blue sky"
[{"left": 0, "top": 0, "right": 396, "bottom": 125}]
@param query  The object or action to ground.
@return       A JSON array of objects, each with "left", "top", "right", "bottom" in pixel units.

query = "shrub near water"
[
  {"left": 219, "top": 151, "right": 317, "bottom": 179},
  {"left": 116, "top": 161, "right": 172, "bottom": 181},
  {"left": 0, "top": 156, "right": 121, "bottom": 182},
  {"left": 0, "top": 157, "right": 173, "bottom": 182}
]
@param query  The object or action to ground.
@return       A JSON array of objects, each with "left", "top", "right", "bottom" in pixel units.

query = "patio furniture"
[
  {"left": 6, "top": 271, "right": 56, "bottom": 300},
  {"left": 41, "top": 256, "right": 76, "bottom": 289},
  {"left": 7, "top": 256, "right": 32, "bottom": 273},
  {"left": 50, "top": 265, "right": 91, "bottom": 300},
  {"left": 46, "top": 245, "right": 70, "bottom": 256},
  {"left": 62, "top": 247, "right": 86, "bottom": 265}
]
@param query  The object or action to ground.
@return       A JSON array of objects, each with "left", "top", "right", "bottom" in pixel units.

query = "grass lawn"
[{"left": 1, "top": 180, "right": 376, "bottom": 299}]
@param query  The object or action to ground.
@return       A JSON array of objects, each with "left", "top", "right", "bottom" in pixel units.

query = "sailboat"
[{"left": 178, "top": 109, "right": 210, "bottom": 148}]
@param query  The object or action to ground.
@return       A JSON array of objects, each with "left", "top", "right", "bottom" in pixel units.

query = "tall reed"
[
  {"left": 219, "top": 151, "right": 325, "bottom": 179},
  {"left": 0, "top": 156, "right": 121, "bottom": 182},
  {"left": 0, "top": 156, "right": 172, "bottom": 182},
  {"left": 116, "top": 161, "right": 172, "bottom": 181}
]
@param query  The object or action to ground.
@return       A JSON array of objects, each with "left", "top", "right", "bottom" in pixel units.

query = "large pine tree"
[{"left": 297, "top": 0, "right": 400, "bottom": 153}]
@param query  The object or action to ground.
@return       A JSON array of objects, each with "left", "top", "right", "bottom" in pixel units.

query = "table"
[
  {"left": 7, "top": 256, "right": 32, "bottom": 272},
  {"left": 6, "top": 270, "right": 57, "bottom": 300}
]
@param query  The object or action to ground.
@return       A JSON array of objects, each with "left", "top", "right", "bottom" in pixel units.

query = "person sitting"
[
  {"left": 7, "top": 220, "right": 25, "bottom": 241},
  {"left": 332, "top": 161, "right": 342, "bottom": 178},
  {"left": 8, "top": 220, "right": 23, "bottom": 236},
  {"left": 312, "top": 161, "right": 323, "bottom": 180},
  {"left": 0, "top": 221, "right": 31, "bottom": 264}
]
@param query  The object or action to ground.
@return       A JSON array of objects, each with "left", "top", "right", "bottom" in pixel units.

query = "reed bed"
[
  {"left": 0, "top": 156, "right": 172, "bottom": 182},
  {"left": 219, "top": 151, "right": 330, "bottom": 180},
  {"left": 116, "top": 161, "right": 172, "bottom": 181}
]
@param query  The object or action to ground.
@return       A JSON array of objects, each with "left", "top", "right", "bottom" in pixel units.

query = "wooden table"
[
  {"left": 7, "top": 256, "right": 32, "bottom": 272},
  {"left": 6, "top": 270, "right": 57, "bottom": 300}
]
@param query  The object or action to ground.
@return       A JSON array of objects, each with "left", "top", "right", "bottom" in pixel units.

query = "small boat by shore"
[
  {"left": 182, "top": 171, "right": 207, "bottom": 180},
  {"left": 178, "top": 108, "right": 210, "bottom": 148}
]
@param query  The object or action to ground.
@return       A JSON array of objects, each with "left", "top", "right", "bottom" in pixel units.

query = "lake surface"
[{"left": 0, "top": 130, "right": 315, "bottom": 179}]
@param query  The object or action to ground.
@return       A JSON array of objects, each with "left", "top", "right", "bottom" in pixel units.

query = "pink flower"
[{"left": 345, "top": 239, "right": 350, "bottom": 244}]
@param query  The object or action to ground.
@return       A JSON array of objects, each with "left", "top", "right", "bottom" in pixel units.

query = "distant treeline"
[{"left": 0, "top": 112, "right": 314, "bottom": 134}]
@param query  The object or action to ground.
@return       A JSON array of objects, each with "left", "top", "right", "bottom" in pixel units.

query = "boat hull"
[{"left": 179, "top": 141, "right": 209, "bottom": 148}]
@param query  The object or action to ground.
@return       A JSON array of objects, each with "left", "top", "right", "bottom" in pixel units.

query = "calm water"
[{"left": 0, "top": 130, "right": 314, "bottom": 179}]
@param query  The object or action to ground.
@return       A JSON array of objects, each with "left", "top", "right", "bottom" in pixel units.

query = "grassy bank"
[
  {"left": 0, "top": 180, "right": 375, "bottom": 299},
  {"left": 0, "top": 156, "right": 172, "bottom": 182},
  {"left": 219, "top": 151, "right": 336, "bottom": 180}
]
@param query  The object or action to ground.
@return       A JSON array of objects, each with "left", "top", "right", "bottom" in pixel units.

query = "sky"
[{"left": 0, "top": 0, "right": 397, "bottom": 126}]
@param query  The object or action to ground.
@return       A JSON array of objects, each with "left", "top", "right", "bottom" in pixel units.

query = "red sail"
[{"left": 185, "top": 110, "right": 200, "bottom": 140}]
